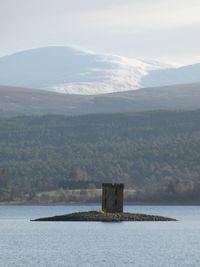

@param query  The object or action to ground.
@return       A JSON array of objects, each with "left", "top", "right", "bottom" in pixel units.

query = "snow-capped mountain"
[
  {"left": 0, "top": 46, "right": 200, "bottom": 95},
  {"left": 0, "top": 46, "right": 169, "bottom": 95}
]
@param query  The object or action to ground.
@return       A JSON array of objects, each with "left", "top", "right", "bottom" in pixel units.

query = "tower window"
[{"left": 115, "top": 199, "right": 117, "bottom": 205}]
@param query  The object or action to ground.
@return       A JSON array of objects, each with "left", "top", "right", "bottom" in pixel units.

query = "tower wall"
[{"left": 102, "top": 183, "right": 124, "bottom": 213}]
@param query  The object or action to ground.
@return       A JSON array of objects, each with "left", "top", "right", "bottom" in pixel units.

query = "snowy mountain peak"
[{"left": 0, "top": 46, "right": 170, "bottom": 95}]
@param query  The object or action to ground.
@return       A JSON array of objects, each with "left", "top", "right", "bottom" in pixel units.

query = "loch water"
[{"left": 0, "top": 205, "right": 200, "bottom": 267}]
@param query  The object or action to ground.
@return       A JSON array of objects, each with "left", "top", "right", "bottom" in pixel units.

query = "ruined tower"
[{"left": 102, "top": 183, "right": 124, "bottom": 213}]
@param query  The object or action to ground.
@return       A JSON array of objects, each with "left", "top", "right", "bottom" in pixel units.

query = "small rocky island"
[{"left": 32, "top": 183, "right": 176, "bottom": 222}]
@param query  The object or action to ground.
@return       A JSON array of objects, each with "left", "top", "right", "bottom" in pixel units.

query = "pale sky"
[{"left": 1, "top": 0, "right": 200, "bottom": 64}]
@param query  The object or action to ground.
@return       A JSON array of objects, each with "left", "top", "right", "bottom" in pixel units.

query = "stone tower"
[{"left": 102, "top": 183, "right": 124, "bottom": 213}]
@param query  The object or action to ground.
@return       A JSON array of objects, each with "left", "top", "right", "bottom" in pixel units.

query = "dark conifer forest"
[{"left": 0, "top": 110, "right": 200, "bottom": 203}]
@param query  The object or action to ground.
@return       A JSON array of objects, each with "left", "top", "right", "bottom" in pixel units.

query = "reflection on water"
[{"left": 0, "top": 205, "right": 200, "bottom": 267}]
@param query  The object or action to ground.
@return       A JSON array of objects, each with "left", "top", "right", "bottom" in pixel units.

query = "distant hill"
[
  {"left": 0, "top": 83, "right": 200, "bottom": 117},
  {"left": 1, "top": 46, "right": 200, "bottom": 96},
  {"left": 0, "top": 46, "right": 167, "bottom": 95},
  {"left": 142, "top": 63, "right": 200, "bottom": 87},
  {"left": 1, "top": 110, "right": 200, "bottom": 203}
]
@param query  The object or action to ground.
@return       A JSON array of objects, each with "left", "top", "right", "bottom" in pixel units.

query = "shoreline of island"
[
  {"left": 31, "top": 210, "right": 177, "bottom": 222},
  {"left": 1, "top": 201, "right": 200, "bottom": 206}
]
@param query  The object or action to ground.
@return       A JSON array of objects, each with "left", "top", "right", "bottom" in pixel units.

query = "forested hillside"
[{"left": 0, "top": 110, "right": 200, "bottom": 203}]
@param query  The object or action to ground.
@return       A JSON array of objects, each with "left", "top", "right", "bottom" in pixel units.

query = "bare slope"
[{"left": 0, "top": 83, "right": 200, "bottom": 117}]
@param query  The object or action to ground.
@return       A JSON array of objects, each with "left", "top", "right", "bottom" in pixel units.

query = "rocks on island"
[{"left": 32, "top": 183, "right": 176, "bottom": 222}]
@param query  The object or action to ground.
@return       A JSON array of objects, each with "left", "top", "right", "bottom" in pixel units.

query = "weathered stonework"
[{"left": 102, "top": 183, "right": 124, "bottom": 213}]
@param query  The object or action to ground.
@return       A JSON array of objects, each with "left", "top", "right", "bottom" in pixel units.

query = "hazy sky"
[{"left": 1, "top": 0, "right": 200, "bottom": 64}]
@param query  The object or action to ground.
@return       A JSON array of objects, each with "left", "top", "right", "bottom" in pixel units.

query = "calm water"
[{"left": 0, "top": 205, "right": 200, "bottom": 267}]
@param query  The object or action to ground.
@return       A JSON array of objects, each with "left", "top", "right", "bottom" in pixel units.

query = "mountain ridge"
[
  {"left": 0, "top": 83, "right": 200, "bottom": 117},
  {"left": 1, "top": 46, "right": 200, "bottom": 95},
  {"left": 0, "top": 46, "right": 170, "bottom": 95}
]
